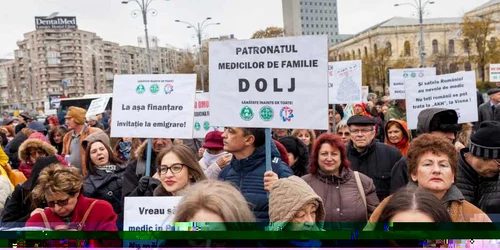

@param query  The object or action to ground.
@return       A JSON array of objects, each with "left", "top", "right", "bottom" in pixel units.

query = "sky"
[{"left": 0, "top": 0, "right": 491, "bottom": 58}]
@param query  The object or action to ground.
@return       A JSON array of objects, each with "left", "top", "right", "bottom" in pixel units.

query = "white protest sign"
[
  {"left": 389, "top": 68, "right": 436, "bottom": 99},
  {"left": 123, "top": 196, "right": 182, "bottom": 248},
  {"left": 362, "top": 86, "right": 369, "bottom": 102},
  {"left": 193, "top": 92, "right": 224, "bottom": 138},
  {"left": 405, "top": 71, "right": 478, "bottom": 130},
  {"left": 328, "top": 60, "right": 362, "bottom": 104},
  {"left": 85, "top": 97, "right": 110, "bottom": 119},
  {"left": 490, "top": 63, "right": 500, "bottom": 82},
  {"left": 111, "top": 74, "right": 196, "bottom": 139},
  {"left": 209, "top": 36, "right": 328, "bottom": 129}
]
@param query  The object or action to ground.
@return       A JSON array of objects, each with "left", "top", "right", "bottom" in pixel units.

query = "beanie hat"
[
  {"left": 27, "top": 121, "right": 47, "bottom": 133},
  {"left": 65, "top": 107, "right": 87, "bottom": 125},
  {"left": 28, "top": 132, "right": 50, "bottom": 143},
  {"left": 469, "top": 121, "right": 500, "bottom": 159},
  {"left": 202, "top": 131, "right": 223, "bottom": 150}
]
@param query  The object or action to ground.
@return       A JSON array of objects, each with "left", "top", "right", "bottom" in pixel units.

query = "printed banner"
[
  {"left": 389, "top": 68, "right": 436, "bottom": 99},
  {"left": 328, "top": 60, "right": 362, "bottom": 104},
  {"left": 490, "top": 63, "right": 500, "bottom": 82},
  {"left": 85, "top": 97, "right": 109, "bottom": 119},
  {"left": 193, "top": 93, "right": 224, "bottom": 139},
  {"left": 111, "top": 74, "right": 196, "bottom": 139},
  {"left": 405, "top": 71, "right": 478, "bottom": 130},
  {"left": 209, "top": 36, "right": 329, "bottom": 129}
]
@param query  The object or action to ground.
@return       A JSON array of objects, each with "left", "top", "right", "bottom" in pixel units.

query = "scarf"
[
  {"left": 119, "top": 141, "right": 132, "bottom": 160},
  {"left": 202, "top": 150, "right": 226, "bottom": 167},
  {"left": 96, "top": 165, "right": 117, "bottom": 173},
  {"left": 394, "top": 137, "right": 408, "bottom": 148}
]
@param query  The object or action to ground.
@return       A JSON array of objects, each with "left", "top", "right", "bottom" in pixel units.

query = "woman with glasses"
[
  {"left": 25, "top": 164, "right": 118, "bottom": 235},
  {"left": 302, "top": 133, "right": 379, "bottom": 232},
  {"left": 130, "top": 144, "right": 206, "bottom": 197},
  {"left": 335, "top": 120, "right": 350, "bottom": 146}
]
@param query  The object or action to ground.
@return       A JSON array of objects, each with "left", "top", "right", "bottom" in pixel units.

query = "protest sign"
[
  {"left": 111, "top": 74, "right": 196, "bottom": 139},
  {"left": 389, "top": 68, "right": 436, "bottom": 99},
  {"left": 362, "top": 86, "right": 369, "bottom": 102},
  {"left": 193, "top": 93, "right": 224, "bottom": 138},
  {"left": 123, "top": 196, "right": 182, "bottom": 248},
  {"left": 490, "top": 64, "right": 500, "bottom": 82},
  {"left": 48, "top": 95, "right": 61, "bottom": 110},
  {"left": 328, "top": 60, "right": 362, "bottom": 104},
  {"left": 405, "top": 71, "right": 478, "bottom": 130},
  {"left": 85, "top": 97, "right": 110, "bottom": 119},
  {"left": 209, "top": 36, "right": 328, "bottom": 130}
]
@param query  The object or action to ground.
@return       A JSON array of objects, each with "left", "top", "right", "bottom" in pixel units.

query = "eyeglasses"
[
  {"left": 350, "top": 128, "right": 373, "bottom": 135},
  {"left": 157, "top": 163, "right": 186, "bottom": 175},
  {"left": 337, "top": 132, "right": 350, "bottom": 136},
  {"left": 47, "top": 198, "right": 70, "bottom": 208}
]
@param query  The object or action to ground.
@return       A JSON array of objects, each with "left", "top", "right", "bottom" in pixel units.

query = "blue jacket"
[{"left": 218, "top": 142, "right": 293, "bottom": 223}]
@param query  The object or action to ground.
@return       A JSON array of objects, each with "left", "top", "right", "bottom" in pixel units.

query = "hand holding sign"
[{"left": 264, "top": 170, "right": 278, "bottom": 192}]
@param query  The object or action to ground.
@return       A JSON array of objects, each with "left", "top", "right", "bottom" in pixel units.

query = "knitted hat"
[
  {"left": 65, "top": 107, "right": 87, "bottom": 125},
  {"left": 27, "top": 121, "right": 47, "bottom": 133},
  {"left": 269, "top": 176, "right": 325, "bottom": 224},
  {"left": 28, "top": 132, "right": 50, "bottom": 143},
  {"left": 469, "top": 121, "right": 500, "bottom": 159}
]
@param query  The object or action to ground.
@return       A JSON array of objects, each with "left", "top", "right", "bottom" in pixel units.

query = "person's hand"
[
  {"left": 216, "top": 153, "right": 232, "bottom": 169},
  {"left": 138, "top": 176, "right": 152, "bottom": 194},
  {"left": 30, "top": 208, "right": 44, "bottom": 217},
  {"left": 263, "top": 171, "right": 278, "bottom": 192},
  {"left": 173, "top": 139, "right": 183, "bottom": 145},
  {"left": 198, "top": 148, "right": 206, "bottom": 158}
]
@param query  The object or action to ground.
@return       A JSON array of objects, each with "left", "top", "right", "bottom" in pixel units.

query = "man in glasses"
[
  {"left": 219, "top": 127, "right": 293, "bottom": 223},
  {"left": 457, "top": 121, "right": 500, "bottom": 219},
  {"left": 346, "top": 115, "right": 402, "bottom": 201}
]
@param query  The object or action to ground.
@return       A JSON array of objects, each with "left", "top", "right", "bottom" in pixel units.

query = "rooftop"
[
  {"left": 357, "top": 16, "right": 463, "bottom": 35},
  {"left": 468, "top": 0, "right": 500, "bottom": 13}
]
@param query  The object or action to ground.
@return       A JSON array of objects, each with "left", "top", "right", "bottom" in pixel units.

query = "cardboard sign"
[
  {"left": 328, "top": 60, "right": 362, "bottom": 104},
  {"left": 193, "top": 93, "right": 224, "bottom": 139},
  {"left": 490, "top": 63, "right": 500, "bottom": 82},
  {"left": 85, "top": 97, "right": 110, "bottom": 119},
  {"left": 209, "top": 36, "right": 329, "bottom": 129},
  {"left": 389, "top": 68, "right": 436, "bottom": 99},
  {"left": 111, "top": 74, "right": 196, "bottom": 139},
  {"left": 405, "top": 71, "right": 478, "bottom": 129}
]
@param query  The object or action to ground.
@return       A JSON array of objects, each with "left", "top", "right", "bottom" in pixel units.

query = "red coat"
[{"left": 26, "top": 194, "right": 120, "bottom": 247}]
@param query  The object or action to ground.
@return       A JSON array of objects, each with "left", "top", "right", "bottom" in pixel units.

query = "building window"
[
  {"left": 352, "top": 50, "right": 355, "bottom": 59},
  {"left": 386, "top": 42, "right": 392, "bottom": 56},
  {"left": 320, "top": 17, "right": 323, "bottom": 20},
  {"left": 432, "top": 39, "right": 438, "bottom": 54},
  {"left": 358, "top": 49, "right": 361, "bottom": 58},
  {"left": 404, "top": 41, "right": 411, "bottom": 56},
  {"left": 448, "top": 39, "right": 455, "bottom": 54},
  {"left": 464, "top": 38, "right": 470, "bottom": 53},
  {"left": 464, "top": 62, "right": 472, "bottom": 71},
  {"left": 364, "top": 46, "right": 368, "bottom": 57}
]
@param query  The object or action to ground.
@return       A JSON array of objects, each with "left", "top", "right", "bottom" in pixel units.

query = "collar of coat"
[{"left": 315, "top": 167, "right": 351, "bottom": 185}]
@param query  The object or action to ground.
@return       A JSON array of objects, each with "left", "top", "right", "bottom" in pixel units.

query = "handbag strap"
[
  {"left": 39, "top": 210, "right": 51, "bottom": 229},
  {"left": 77, "top": 200, "right": 99, "bottom": 230},
  {"left": 353, "top": 171, "right": 368, "bottom": 220}
]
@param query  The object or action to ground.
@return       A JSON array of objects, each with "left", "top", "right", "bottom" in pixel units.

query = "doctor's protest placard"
[
  {"left": 86, "top": 97, "right": 110, "bottom": 119},
  {"left": 328, "top": 60, "right": 362, "bottom": 104},
  {"left": 389, "top": 68, "right": 436, "bottom": 99},
  {"left": 209, "top": 36, "right": 328, "bottom": 129},
  {"left": 193, "top": 92, "right": 224, "bottom": 138},
  {"left": 490, "top": 63, "right": 500, "bottom": 82},
  {"left": 405, "top": 71, "right": 478, "bottom": 130},
  {"left": 111, "top": 74, "right": 196, "bottom": 139},
  {"left": 123, "top": 196, "right": 182, "bottom": 248}
]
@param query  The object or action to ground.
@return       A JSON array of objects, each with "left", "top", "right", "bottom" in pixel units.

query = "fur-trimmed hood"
[
  {"left": 18, "top": 139, "right": 57, "bottom": 162},
  {"left": 135, "top": 140, "right": 148, "bottom": 161}
]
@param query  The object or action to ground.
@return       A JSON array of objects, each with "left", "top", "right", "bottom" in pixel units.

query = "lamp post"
[
  {"left": 175, "top": 18, "right": 220, "bottom": 92},
  {"left": 395, "top": 0, "right": 435, "bottom": 67},
  {"left": 122, "top": 0, "right": 168, "bottom": 74}
]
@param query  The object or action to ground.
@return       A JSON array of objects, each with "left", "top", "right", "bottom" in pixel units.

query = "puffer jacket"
[
  {"left": 83, "top": 164, "right": 126, "bottom": 215},
  {"left": 18, "top": 138, "right": 67, "bottom": 179},
  {"left": 218, "top": 142, "right": 293, "bottom": 223},
  {"left": 456, "top": 148, "right": 500, "bottom": 216},
  {"left": 302, "top": 168, "right": 379, "bottom": 230},
  {"left": 346, "top": 140, "right": 402, "bottom": 201}
]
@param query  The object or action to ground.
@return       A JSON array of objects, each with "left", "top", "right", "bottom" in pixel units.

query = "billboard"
[{"left": 35, "top": 16, "right": 77, "bottom": 29}]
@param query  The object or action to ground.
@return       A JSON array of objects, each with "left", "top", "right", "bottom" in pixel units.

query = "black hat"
[
  {"left": 487, "top": 88, "right": 500, "bottom": 96},
  {"left": 429, "top": 109, "right": 461, "bottom": 133},
  {"left": 469, "top": 121, "right": 500, "bottom": 159},
  {"left": 346, "top": 115, "right": 375, "bottom": 126}
]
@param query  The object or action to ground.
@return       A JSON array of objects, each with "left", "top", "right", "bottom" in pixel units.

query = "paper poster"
[
  {"left": 490, "top": 63, "right": 500, "bottom": 82},
  {"left": 405, "top": 71, "right": 478, "bottom": 130},
  {"left": 193, "top": 92, "right": 224, "bottom": 138},
  {"left": 328, "top": 60, "right": 362, "bottom": 104},
  {"left": 111, "top": 74, "right": 196, "bottom": 139},
  {"left": 85, "top": 97, "right": 109, "bottom": 119},
  {"left": 389, "top": 68, "right": 436, "bottom": 99},
  {"left": 209, "top": 36, "right": 329, "bottom": 129},
  {"left": 362, "top": 86, "right": 369, "bottom": 102}
]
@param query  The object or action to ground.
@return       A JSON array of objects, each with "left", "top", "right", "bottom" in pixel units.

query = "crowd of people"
[{"left": 0, "top": 88, "right": 499, "bottom": 247}]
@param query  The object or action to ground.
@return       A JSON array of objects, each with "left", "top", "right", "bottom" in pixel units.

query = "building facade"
[
  {"left": 282, "top": 0, "right": 351, "bottom": 45},
  {"left": 0, "top": 60, "right": 15, "bottom": 112}
]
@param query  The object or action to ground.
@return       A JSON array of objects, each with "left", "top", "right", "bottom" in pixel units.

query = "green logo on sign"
[
  {"left": 150, "top": 83, "right": 159, "bottom": 94},
  {"left": 240, "top": 106, "right": 254, "bottom": 121},
  {"left": 136, "top": 84, "right": 146, "bottom": 94},
  {"left": 411, "top": 72, "right": 417, "bottom": 78},
  {"left": 259, "top": 106, "right": 274, "bottom": 121},
  {"left": 403, "top": 73, "right": 409, "bottom": 78},
  {"left": 194, "top": 122, "right": 201, "bottom": 131},
  {"left": 203, "top": 121, "right": 210, "bottom": 131}
]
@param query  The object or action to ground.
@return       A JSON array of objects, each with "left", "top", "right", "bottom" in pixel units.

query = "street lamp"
[
  {"left": 122, "top": 0, "right": 169, "bottom": 74},
  {"left": 395, "top": 0, "right": 435, "bottom": 67},
  {"left": 175, "top": 18, "right": 220, "bottom": 92}
]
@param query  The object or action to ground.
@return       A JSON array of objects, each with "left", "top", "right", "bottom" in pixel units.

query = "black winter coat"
[
  {"left": 5, "top": 132, "right": 29, "bottom": 169},
  {"left": 0, "top": 185, "right": 44, "bottom": 228},
  {"left": 346, "top": 140, "right": 402, "bottom": 201},
  {"left": 83, "top": 165, "right": 126, "bottom": 215},
  {"left": 390, "top": 156, "right": 409, "bottom": 194},
  {"left": 121, "top": 142, "right": 158, "bottom": 200}
]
